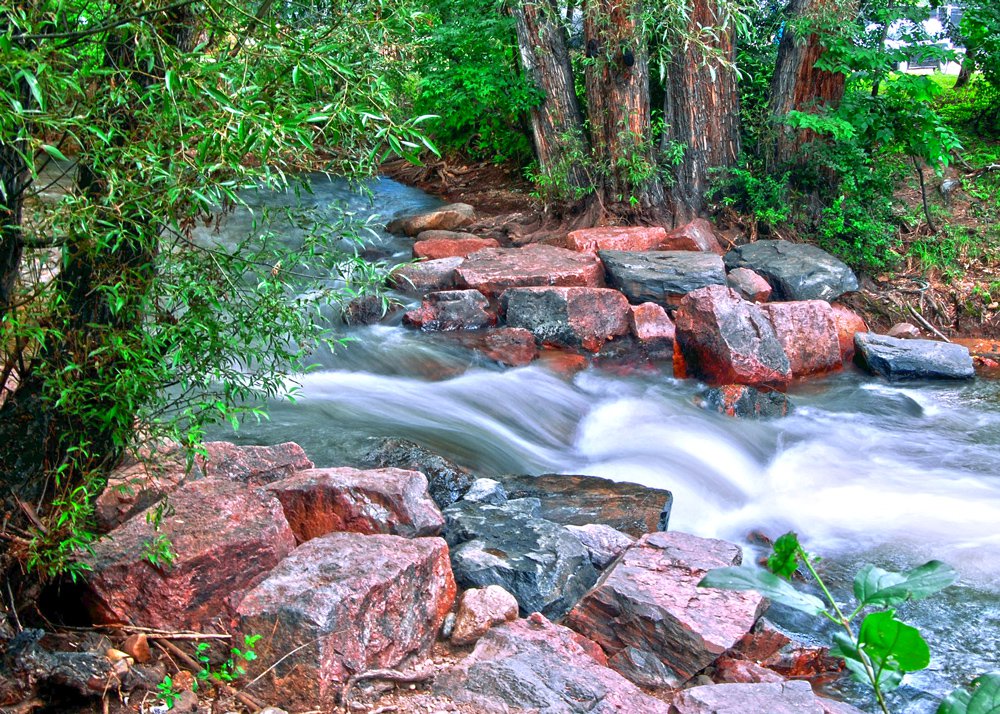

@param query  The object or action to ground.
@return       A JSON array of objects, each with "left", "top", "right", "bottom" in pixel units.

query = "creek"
[{"left": 201, "top": 175, "right": 1000, "bottom": 714}]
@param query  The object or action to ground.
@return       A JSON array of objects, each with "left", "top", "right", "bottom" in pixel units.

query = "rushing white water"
[{"left": 212, "top": 175, "right": 1000, "bottom": 713}]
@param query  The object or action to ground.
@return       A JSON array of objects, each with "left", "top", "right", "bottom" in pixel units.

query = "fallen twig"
[
  {"left": 153, "top": 638, "right": 264, "bottom": 712},
  {"left": 58, "top": 623, "right": 231, "bottom": 640},
  {"left": 908, "top": 304, "right": 951, "bottom": 343},
  {"left": 340, "top": 666, "right": 435, "bottom": 710}
]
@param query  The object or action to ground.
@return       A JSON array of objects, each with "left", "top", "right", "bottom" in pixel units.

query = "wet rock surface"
[
  {"left": 450, "top": 585, "right": 520, "bottom": 646},
  {"left": 854, "top": 333, "right": 975, "bottom": 380},
  {"left": 830, "top": 303, "right": 868, "bottom": 362},
  {"left": 723, "top": 240, "right": 859, "bottom": 302},
  {"left": 565, "top": 531, "right": 766, "bottom": 688},
  {"left": 236, "top": 532, "right": 455, "bottom": 709},
  {"left": 701, "top": 384, "right": 792, "bottom": 418},
  {"left": 444, "top": 499, "right": 598, "bottom": 618},
  {"left": 502, "top": 286, "right": 630, "bottom": 351},
  {"left": 391, "top": 256, "right": 464, "bottom": 294},
  {"left": 726, "top": 267, "right": 772, "bottom": 303},
  {"left": 761, "top": 300, "right": 843, "bottom": 378},
  {"left": 565, "top": 225, "right": 666, "bottom": 253},
  {"left": 453, "top": 327, "right": 539, "bottom": 366},
  {"left": 386, "top": 202, "right": 476, "bottom": 235},
  {"left": 566, "top": 523, "right": 636, "bottom": 569},
  {"left": 434, "top": 614, "right": 667, "bottom": 713},
  {"left": 414, "top": 235, "right": 499, "bottom": 259},
  {"left": 360, "top": 438, "right": 476, "bottom": 508},
  {"left": 457, "top": 244, "right": 605, "bottom": 298},
  {"left": 669, "top": 681, "right": 866, "bottom": 714},
  {"left": 662, "top": 218, "right": 724, "bottom": 254},
  {"left": 628, "top": 302, "right": 676, "bottom": 358},
  {"left": 404, "top": 289, "right": 495, "bottom": 331},
  {"left": 600, "top": 250, "right": 726, "bottom": 306}
]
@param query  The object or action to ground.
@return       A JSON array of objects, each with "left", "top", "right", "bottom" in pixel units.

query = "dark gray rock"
[
  {"left": 496, "top": 473, "right": 672, "bottom": 537},
  {"left": 360, "top": 438, "right": 475, "bottom": 508},
  {"left": 403, "top": 289, "right": 495, "bottom": 331},
  {"left": 433, "top": 614, "right": 666, "bottom": 713},
  {"left": 599, "top": 250, "right": 726, "bottom": 306},
  {"left": 854, "top": 333, "right": 974, "bottom": 380},
  {"left": 723, "top": 240, "right": 858, "bottom": 302},
  {"left": 701, "top": 384, "right": 792, "bottom": 419},
  {"left": 444, "top": 499, "right": 599, "bottom": 619}
]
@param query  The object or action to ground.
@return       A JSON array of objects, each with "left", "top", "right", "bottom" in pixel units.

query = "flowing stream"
[{"left": 204, "top": 175, "right": 1000, "bottom": 713}]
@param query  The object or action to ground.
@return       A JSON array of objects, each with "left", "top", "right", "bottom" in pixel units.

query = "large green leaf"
[
  {"left": 858, "top": 610, "right": 930, "bottom": 676},
  {"left": 830, "top": 631, "right": 903, "bottom": 691},
  {"left": 854, "top": 561, "right": 958, "bottom": 608},
  {"left": 938, "top": 672, "right": 1000, "bottom": 714},
  {"left": 698, "top": 566, "right": 827, "bottom": 616},
  {"left": 766, "top": 532, "right": 801, "bottom": 579}
]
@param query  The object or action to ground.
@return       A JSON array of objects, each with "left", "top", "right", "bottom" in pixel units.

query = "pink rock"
[
  {"left": 888, "top": 322, "right": 921, "bottom": 339},
  {"left": 451, "top": 585, "right": 519, "bottom": 646},
  {"left": 629, "top": 302, "right": 676, "bottom": 354},
  {"left": 565, "top": 523, "right": 636, "bottom": 569},
  {"left": 85, "top": 479, "right": 296, "bottom": 629},
  {"left": 237, "top": 533, "right": 455, "bottom": 709},
  {"left": 501, "top": 286, "right": 630, "bottom": 351},
  {"left": 434, "top": 615, "right": 664, "bottom": 713},
  {"left": 413, "top": 236, "right": 499, "bottom": 260},
  {"left": 565, "top": 531, "right": 766, "bottom": 688},
  {"left": 391, "top": 257, "right": 463, "bottom": 294},
  {"left": 713, "top": 656, "right": 785, "bottom": 684},
  {"left": 830, "top": 303, "right": 868, "bottom": 362},
  {"left": 197, "top": 441, "right": 313, "bottom": 483},
  {"left": 265, "top": 467, "right": 444, "bottom": 543},
  {"left": 674, "top": 285, "right": 792, "bottom": 390},
  {"left": 670, "top": 681, "right": 866, "bottom": 714},
  {"left": 457, "top": 244, "right": 605, "bottom": 298},
  {"left": 455, "top": 327, "right": 538, "bottom": 366},
  {"left": 386, "top": 203, "right": 475, "bottom": 236},
  {"left": 727, "top": 267, "right": 772, "bottom": 302},
  {"left": 565, "top": 226, "right": 666, "bottom": 253},
  {"left": 403, "top": 289, "right": 495, "bottom": 331},
  {"left": 662, "top": 218, "right": 724, "bottom": 254},
  {"left": 761, "top": 301, "right": 843, "bottom": 378},
  {"left": 96, "top": 444, "right": 191, "bottom": 533}
]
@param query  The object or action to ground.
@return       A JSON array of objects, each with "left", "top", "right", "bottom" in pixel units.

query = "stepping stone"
[
  {"left": 724, "top": 240, "right": 858, "bottom": 302},
  {"left": 457, "top": 244, "right": 604, "bottom": 298},
  {"left": 600, "top": 250, "right": 726, "bottom": 306}
]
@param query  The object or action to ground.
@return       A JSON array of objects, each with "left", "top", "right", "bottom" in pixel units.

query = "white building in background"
[{"left": 891, "top": 3, "right": 966, "bottom": 75}]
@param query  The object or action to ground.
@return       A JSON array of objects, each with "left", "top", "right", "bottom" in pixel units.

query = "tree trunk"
[
  {"left": 768, "top": 0, "right": 853, "bottom": 167},
  {"left": 953, "top": 55, "right": 973, "bottom": 89},
  {"left": 583, "top": 0, "right": 665, "bottom": 214},
  {"left": 661, "top": 0, "right": 741, "bottom": 222},
  {"left": 511, "top": 0, "right": 591, "bottom": 199}
]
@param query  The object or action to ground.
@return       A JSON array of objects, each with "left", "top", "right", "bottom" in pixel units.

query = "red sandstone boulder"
[
  {"left": 727, "top": 267, "right": 772, "bottom": 302},
  {"left": 451, "top": 585, "right": 520, "bottom": 646},
  {"left": 629, "top": 302, "right": 675, "bottom": 359},
  {"left": 413, "top": 236, "right": 499, "bottom": 260},
  {"left": 237, "top": 532, "right": 455, "bottom": 709},
  {"left": 85, "top": 479, "right": 296, "bottom": 629},
  {"left": 197, "top": 441, "right": 313, "bottom": 483},
  {"left": 760, "top": 301, "right": 842, "bottom": 378},
  {"left": 454, "top": 327, "right": 539, "bottom": 366},
  {"left": 433, "top": 614, "right": 665, "bottom": 713},
  {"left": 404, "top": 289, "right": 495, "bottom": 331},
  {"left": 566, "top": 226, "right": 666, "bottom": 253},
  {"left": 457, "top": 244, "right": 605, "bottom": 298},
  {"left": 386, "top": 203, "right": 475, "bottom": 236},
  {"left": 564, "top": 531, "right": 766, "bottom": 688},
  {"left": 502, "top": 286, "right": 630, "bottom": 351},
  {"left": 662, "top": 218, "right": 724, "bottom": 254},
  {"left": 674, "top": 285, "right": 792, "bottom": 390},
  {"left": 391, "top": 257, "right": 463, "bottom": 294},
  {"left": 670, "top": 681, "right": 865, "bottom": 714},
  {"left": 265, "top": 467, "right": 444, "bottom": 542},
  {"left": 712, "top": 656, "right": 785, "bottom": 684},
  {"left": 830, "top": 303, "right": 868, "bottom": 362}
]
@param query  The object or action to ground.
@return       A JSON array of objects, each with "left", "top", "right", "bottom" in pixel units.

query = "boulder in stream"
[
  {"left": 565, "top": 225, "right": 666, "bottom": 253},
  {"left": 391, "top": 256, "right": 463, "bottom": 294},
  {"left": 726, "top": 267, "right": 772, "bottom": 303},
  {"left": 723, "top": 240, "right": 858, "bottom": 302},
  {"left": 760, "top": 300, "right": 843, "bottom": 378},
  {"left": 854, "top": 333, "right": 975, "bottom": 380},
  {"left": 453, "top": 327, "right": 539, "bottom": 366},
  {"left": 413, "top": 235, "right": 499, "bottom": 260},
  {"left": 386, "top": 202, "right": 475, "bottom": 236},
  {"left": 600, "top": 250, "right": 727, "bottom": 306},
  {"left": 701, "top": 384, "right": 792, "bottom": 419},
  {"left": 501, "top": 286, "right": 630, "bottom": 351},
  {"left": 457, "top": 244, "right": 605, "bottom": 298},
  {"left": 669, "top": 681, "right": 866, "bottom": 714},
  {"left": 404, "top": 289, "right": 495, "bottom": 331},
  {"left": 628, "top": 302, "right": 675, "bottom": 358},
  {"left": 360, "top": 438, "right": 475, "bottom": 508},
  {"left": 830, "top": 302, "right": 868, "bottom": 362}
]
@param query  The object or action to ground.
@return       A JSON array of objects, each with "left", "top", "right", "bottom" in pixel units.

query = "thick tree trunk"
[
  {"left": 511, "top": 0, "right": 591, "bottom": 198},
  {"left": 661, "top": 0, "right": 741, "bottom": 222},
  {"left": 953, "top": 55, "right": 973, "bottom": 89},
  {"left": 768, "top": 0, "right": 853, "bottom": 167},
  {"left": 583, "top": 0, "right": 665, "bottom": 214}
]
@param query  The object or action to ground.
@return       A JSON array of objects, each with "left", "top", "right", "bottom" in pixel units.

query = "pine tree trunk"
[
  {"left": 661, "top": 0, "right": 741, "bottom": 222},
  {"left": 768, "top": 0, "right": 853, "bottom": 167},
  {"left": 583, "top": 0, "right": 665, "bottom": 214},
  {"left": 511, "top": 0, "right": 591, "bottom": 198}
]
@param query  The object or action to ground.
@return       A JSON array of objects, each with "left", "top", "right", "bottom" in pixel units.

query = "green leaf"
[
  {"left": 41, "top": 144, "right": 67, "bottom": 162},
  {"left": 766, "top": 532, "right": 801, "bottom": 579},
  {"left": 830, "top": 630, "right": 905, "bottom": 691},
  {"left": 854, "top": 561, "right": 958, "bottom": 608},
  {"left": 937, "top": 672, "right": 1000, "bottom": 714},
  {"left": 859, "top": 610, "right": 930, "bottom": 674},
  {"left": 698, "top": 566, "right": 827, "bottom": 616}
]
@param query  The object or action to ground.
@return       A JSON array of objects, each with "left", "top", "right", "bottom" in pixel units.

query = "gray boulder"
[
  {"left": 724, "top": 240, "right": 858, "bottom": 301},
  {"left": 360, "top": 438, "right": 475, "bottom": 508},
  {"left": 670, "top": 681, "right": 866, "bottom": 714},
  {"left": 444, "top": 499, "right": 599, "bottom": 619},
  {"left": 599, "top": 250, "right": 726, "bottom": 306},
  {"left": 854, "top": 333, "right": 974, "bottom": 380}
]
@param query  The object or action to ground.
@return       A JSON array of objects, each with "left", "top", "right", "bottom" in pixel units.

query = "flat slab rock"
[
  {"left": 391, "top": 256, "right": 463, "bottom": 294},
  {"left": 457, "top": 244, "right": 605, "bottom": 298},
  {"left": 444, "top": 498, "right": 598, "bottom": 619},
  {"left": 85, "top": 479, "right": 295, "bottom": 629},
  {"left": 600, "top": 250, "right": 726, "bottom": 306},
  {"left": 854, "top": 332, "right": 974, "bottom": 380},
  {"left": 414, "top": 236, "right": 499, "bottom": 260},
  {"left": 265, "top": 466, "right": 444, "bottom": 542},
  {"left": 724, "top": 240, "right": 859, "bottom": 302},
  {"left": 674, "top": 285, "right": 792, "bottom": 390},
  {"left": 565, "top": 531, "right": 766, "bottom": 688},
  {"left": 236, "top": 532, "right": 455, "bottom": 709},
  {"left": 495, "top": 473, "right": 672, "bottom": 536},
  {"left": 501, "top": 286, "right": 630, "bottom": 351},
  {"left": 669, "top": 681, "right": 865, "bottom": 714},
  {"left": 565, "top": 226, "right": 666, "bottom": 253},
  {"left": 434, "top": 614, "right": 666, "bottom": 713},
  {"left": 386, "top": 202, "right": 475, "bottom": 236}
]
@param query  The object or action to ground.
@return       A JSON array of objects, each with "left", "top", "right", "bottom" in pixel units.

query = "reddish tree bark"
[{"left": 661, "top": 0, "right": 741, "bottom": 222}]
